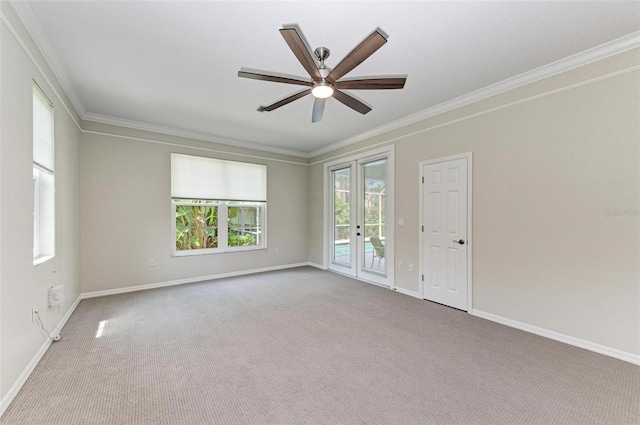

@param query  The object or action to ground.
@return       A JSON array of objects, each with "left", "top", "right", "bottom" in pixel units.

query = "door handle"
[
  {"left": 453, "top": 239, "right": 465, "bottom": 245},
  {"left": 357, "top": 233, "right": 361, "bottom": 236}
]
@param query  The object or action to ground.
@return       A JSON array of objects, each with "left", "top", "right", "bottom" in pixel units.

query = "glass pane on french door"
[
  {"left": 332, "top": 167, "right": 351, "bottom": 266},
  {"left": 362, "top": 159, "right": 386, "bottom": 274}
]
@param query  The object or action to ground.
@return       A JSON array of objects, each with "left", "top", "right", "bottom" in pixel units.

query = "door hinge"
[
  {"left": 421, "top": 176, "right": 424, "bottom": 183},
  {"left": 421, "top": 225, "right": 424, "bottom": 232},
  {"left": 421, "top": 274, "right": 424, "bottom": 282}
]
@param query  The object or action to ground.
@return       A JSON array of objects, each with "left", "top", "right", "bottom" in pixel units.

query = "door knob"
[
  {"left": 453, "top": 239, "right": 465, "bottom": 245},
  {"left": 357, "top": 232, "right": 361, "bottom": 236}
]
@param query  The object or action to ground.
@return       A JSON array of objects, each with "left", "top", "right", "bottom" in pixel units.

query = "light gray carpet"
[{"left": 1, "top": 267, "right": 638, "bottom": 425}]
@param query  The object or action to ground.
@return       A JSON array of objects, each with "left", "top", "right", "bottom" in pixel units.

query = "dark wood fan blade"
[
  {"left": 332, "top": 90, "right": 372, "bottom": 115},
  {"left": 258, "top": 89, "right": 312, "bottom": 112},
  {"left": 238, "top": 71, "right": 312, "bottom": 86},
  {"left": 334, "top": 77, "right": 406, "bottom": 90},
  {"left": 327, "top": 30, "right": 387, "bottom": 83},
  {"left": 279, "top": 28, "right": 322, "bottom": 81},
  {"left": 312, "top": 98, "right": 325, "bottom": 123}
]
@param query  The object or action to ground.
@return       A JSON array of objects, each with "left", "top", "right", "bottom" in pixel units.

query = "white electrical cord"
[{"left": 34, "top": 310, "right": 61, "bottom": 342}]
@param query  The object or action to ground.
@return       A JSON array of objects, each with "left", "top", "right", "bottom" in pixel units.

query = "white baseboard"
[
  {"left": 470, "top": 309, "right": 640, "bottom": 366},
  {"left": 81, "top": 262, "right": 312, "bottom": 299},
  {"left": 0, "top": 295, "right": 81, "bottom": 418},
  {"left": 392, "top": 286, "right": 422, "bottom": 299},
  {"left": 307, "top": 262, "right": 326, "bottom": 270}
]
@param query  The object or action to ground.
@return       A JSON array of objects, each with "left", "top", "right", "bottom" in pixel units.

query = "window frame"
[
  {"left": 224, "top": 201, "right": 267, "bottom": 253},
  {"left": 32, "top": 83, "right": 55, "bottom": 265},
  {"left": 171, "top": 199, "right": 267, "bottom": 257},
  {"left": 33, "top": 168, "right": 40, "bottom": 259}
]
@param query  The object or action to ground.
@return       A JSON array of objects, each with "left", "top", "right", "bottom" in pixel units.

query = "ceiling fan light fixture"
[{"left": 312, "top": 82, "right": 334, "bottom": 99}]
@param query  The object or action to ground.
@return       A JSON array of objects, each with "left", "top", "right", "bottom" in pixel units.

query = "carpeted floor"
[{"left": 1, "top": 267, "right": 638, "bottom": 425}]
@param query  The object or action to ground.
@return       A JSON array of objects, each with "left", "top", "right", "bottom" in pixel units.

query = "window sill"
[
  {"left": 33, "top": 255, "right": 54, "bottom": 266},
  {"left": 172, "top": 247, "right": 266, "bottom": 257}
]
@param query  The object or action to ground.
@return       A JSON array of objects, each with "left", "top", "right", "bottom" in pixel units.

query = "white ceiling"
[{"left": 14, "top": 1, "right": 640, "bottom": 157}]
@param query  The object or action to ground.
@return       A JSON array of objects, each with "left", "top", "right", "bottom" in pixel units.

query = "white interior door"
[
  {"left": 421, "top": 154, "right": 471, "bottom": 311},
  {"left": 328, "top": 150, "right": 394, "bottom": 287}
]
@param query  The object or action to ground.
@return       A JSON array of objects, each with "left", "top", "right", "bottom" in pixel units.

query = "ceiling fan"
[{"left": 238, "top": 27, "right": 407, "bottom": 123}]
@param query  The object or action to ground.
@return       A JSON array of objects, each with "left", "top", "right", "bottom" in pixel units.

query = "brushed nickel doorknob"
[{"left": 453, "top": 239, "right": 465, "bottom": 245}]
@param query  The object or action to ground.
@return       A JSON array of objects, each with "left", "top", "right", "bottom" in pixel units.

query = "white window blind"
[
  {"left": 33, "top": 85, "right": 54, "bottom": 171},
  {"left": 171, "top": 153, "right": 266, "bottom": 201}
]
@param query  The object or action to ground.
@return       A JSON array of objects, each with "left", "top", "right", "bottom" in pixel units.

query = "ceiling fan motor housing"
[
  {"left": 314, "top": 47, "right": 330, "bottom": 64},
  {"left": 313, "top": 49, "right": 332, "bottom": 98}
]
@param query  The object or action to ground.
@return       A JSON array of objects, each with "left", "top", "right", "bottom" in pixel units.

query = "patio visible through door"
[{"left": 328, "top": 148, "right": 394, "bottom": 288}]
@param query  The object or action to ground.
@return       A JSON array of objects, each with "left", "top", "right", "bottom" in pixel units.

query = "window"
[
  {"left": 171, "top": 153, "right": 266, "bottom": 255},
  {"left": 33, "top": 83, "right": 55, "bottom": 264}
]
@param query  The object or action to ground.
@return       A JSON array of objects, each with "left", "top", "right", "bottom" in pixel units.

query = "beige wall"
[
  {"left": 309, "top": 50, "right": 640, "bottom": 356},
  {"left": 1, "top": 1, "right": 638, "bottom": 410},
  {"left": 0, "top": 2, "right": 81, "bottom": 402},
  {"left": 79, "top": 127, "right": 310, "bottom": 293}
]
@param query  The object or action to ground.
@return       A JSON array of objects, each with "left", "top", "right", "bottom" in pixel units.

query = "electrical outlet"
[
  {"left": 32, "top": 305, "right": 38, "bottom": 322},
  {"left": 149, "top": 259, "right": 155, "bottom": 267},
  {"left": 398, "top": 261, "right": 403, "bottom": 270},
  {"left": 408, "top": 264, "right": 414, "bottom": 272}
]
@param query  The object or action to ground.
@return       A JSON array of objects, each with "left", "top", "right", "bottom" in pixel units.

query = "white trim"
[
  {"left": 321, "top": 165, "right": 329, "bottom": 269},
  {"left": 82, "top": 129, "right": 308, "bottom": 166},
  {"left": 51, "top": 296, "right": 81, "bottom": 339},
  {"left": 81, "top": 262, "right": 311, "bottom": 299},
  {"left": 8, "top": 0, "right": 86, "bottom": 118},
  {"left": 32, "top": 255, "right": 54, "bottom": 267},
  {"left": 83, "top": 113, "right": 308, "bottom": 158},
  {"left": 84, "top": 35, "right": 640, "bottom": 160},
  {"left": 328, "top": 268, "right": 391, "bottom": 290},
  {"left": 0, "top": 295, "right": 81, "bottom": 418},
  {"left": 2, "top": 2, "right": 304, "bottom": 160},
  {"left": 392, "top": 286, "right": 421, "bottom": 299},
  {"left": 308, "top": 65, "right": 640, "bottom": 166},
  {"left": 419, "top": 153, "right": 473, "bottom": 311},
  {"left": 8, "top": 0, "right": 638, "bottom": 160},
  {"left": 85, "top": 37, "right": 639, "bottom": 162},
  {"left": 308, "top": 262, "right": 326, "bottom": 270},
  {"left": 324, "top": 145, "right": 395, "bottom": 288},
  {"left": 324, "top": 146, "right": 396, "bottom": 181},
  {"left": 470, "top": 309, "right": 640, "bottom": 366},
  {"left": 327, "top": 160, "right": 357, "bottom": 277},
  {"left": 308, "top": 31, "right": 640, "bottom": 158},
  {"left": 0, "top": 7, "right": 81, "bottom": 131}
]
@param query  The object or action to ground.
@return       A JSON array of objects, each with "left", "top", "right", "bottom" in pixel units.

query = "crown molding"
[
  {"left": 0, "top": 6, "right": 81, "bottom": 131},
  {"left": 9, "top": 0, "right": 308, "bottom": 159},
  {"left": 10, "top": 0, "right": 639, "bottom": 160},
  {"left": 308, "top": 31, "right": 640, "bottom": 158},
  {"left": 9, "top": 0, "right": 87, "bottom": 117},
  {"left": 82, "top": 113, "right": 309, "bottom": 159}
]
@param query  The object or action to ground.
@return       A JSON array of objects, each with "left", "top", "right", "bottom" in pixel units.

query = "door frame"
[
  {"left": 418, "top": 152, "right": 473, "bottom": 311},
  {"left": 323, "top": 145, "right": 395, "bottom": 289}
]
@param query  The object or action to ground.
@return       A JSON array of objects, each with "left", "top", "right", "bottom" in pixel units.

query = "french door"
[{"left": 328, "top": 149, "right": 394, "bottom": 287}]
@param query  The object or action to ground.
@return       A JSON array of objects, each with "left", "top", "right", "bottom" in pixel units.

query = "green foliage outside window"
[
  {"left": 175, "top": 202, "right": 260, "bottom": 251},
  {"left": 175, "top": 204, "right": 218, "bottom": 250},
  {"left": 334, "top": 196, "right": 350, "bottom": 241}
]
